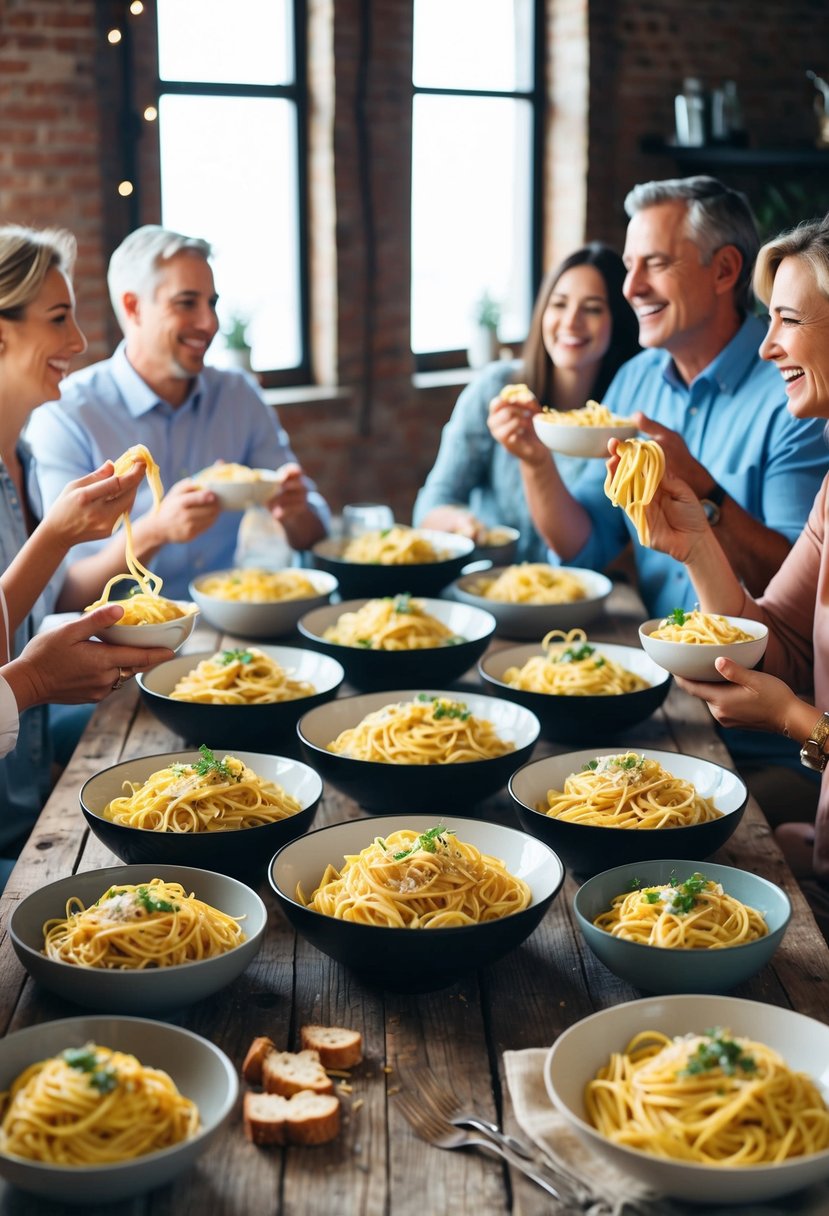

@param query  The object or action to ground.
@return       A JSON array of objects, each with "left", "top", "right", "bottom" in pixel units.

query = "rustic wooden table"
[{"left": 1, "top": 583, "right": 827, "bottom": 1215}]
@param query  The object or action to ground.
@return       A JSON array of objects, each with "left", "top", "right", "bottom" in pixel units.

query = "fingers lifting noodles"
[{"left": 604, "top": 438, "right": 665, "bottom": 547}]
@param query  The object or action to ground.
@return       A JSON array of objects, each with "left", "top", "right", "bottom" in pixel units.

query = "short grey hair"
[
  {"left": 107, "top": 224, "right": 212, "bottom": 331},
  {"left": 624, "top": 176, "right": 760, "bottom": 311},
  {"left": 754, "top": 212, "right": 829, "bottom": 306}
]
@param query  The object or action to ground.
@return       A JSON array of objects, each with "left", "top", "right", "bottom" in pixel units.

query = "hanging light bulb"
[
  {"left": 143, "top": 105, "right": 158, "bottom": 122},
  {"left": 107, "top": 28, "right": 122, "bottom": 44},
  {"left": 130, "top": 1, "right": 145, "bottom": 13},
  {"left": 118, "top": 181, "right": 134, "bottom": 197}
]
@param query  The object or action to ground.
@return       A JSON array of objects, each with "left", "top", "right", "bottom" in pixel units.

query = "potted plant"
[
  {"left": 468, "top": 290, "right": 501, "bottom": 369},
  {"left": 223, "top": 311, "right": 252, "bottom": 371}
]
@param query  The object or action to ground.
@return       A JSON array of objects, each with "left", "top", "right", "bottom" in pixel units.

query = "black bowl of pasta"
[
  {"left": 9, "top": 864, "right": 268, "bottom": 1013},
  {"left": 478, "top": 636, "right": 671, "bottom": 742},
  {"left": 269, "top": 814, "right": 565, "bottom": 991},
  {"left": 297, "top": 688, "right": 540, "bottom": 813},
  {"left": 509, "top": 748, "right": 747, "bottom": 877},
  {"left": 136, "top": 644, "right": 345, "bottom": 755},
  {"left": 297, "top": 595, "right": 496, "bottom": 691},
  {"left": 310, "top": 528, "right": 475, "bottom": 599},
  {"left": 80, "top": 750, "right": 323, "bottom": 879}
]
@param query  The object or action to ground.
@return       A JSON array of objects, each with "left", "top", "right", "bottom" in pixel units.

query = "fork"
[
  {"left": 395, "top": 1090, "right": 579, "bottom": 1205},
  {"left": 417, "top": 1071, "right": 535, "bottom": 1160}
]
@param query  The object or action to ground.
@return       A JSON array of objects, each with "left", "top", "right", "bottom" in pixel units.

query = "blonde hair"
[
  {"left": 754, "top": 213, "right": 829, "bottom": 307},
  {"left": 0, "top": 225, "right": 77, "bottom": 320}
]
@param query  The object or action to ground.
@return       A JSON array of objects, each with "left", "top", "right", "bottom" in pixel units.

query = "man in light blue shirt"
[{"left": 26, "top": 226, "right": 329, "bottom": 600}]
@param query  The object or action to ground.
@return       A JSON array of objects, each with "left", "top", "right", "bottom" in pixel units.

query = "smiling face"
[
  {"left": 1, "top": 266, "right": 87, "bottom": 414},
  {"left": 759, "top": 256, "right": 829, "bottom": 420},
  {"left": 122, "top": 250, "right": 219, "bottom": 405},
  {"left": 541, "top": 265, "right": 613, "bottom": 372}
]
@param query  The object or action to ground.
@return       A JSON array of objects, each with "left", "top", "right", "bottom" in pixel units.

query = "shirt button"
[{"left": 689, "top": 406, "right": 698, "bottom": 416}]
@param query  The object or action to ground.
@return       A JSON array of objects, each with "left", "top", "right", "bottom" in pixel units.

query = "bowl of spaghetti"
[
  {"left": 310, "top": 527, "right": 475, "bottom": 598},
  {"left": 79, "top": 749, "right": 323, "bottom": 877},
  {"left": 193, "top": 462, "right": 281, "bottom": 510},
  {"left": 448, "top": 564, "right": 612, "bottom": 640},
  {"left": 0, "top": 1014, "right": 236, "bottom": 1202},
  {"left": 639, "top": 609, "right": 769, "bottom": 681},
  {"left": 532, "top": 400, "right": 637, "bottom": 458},
  {"left": 478, "top": 629, "right": 671, "bottom": 741},
  {"left": 472, "top": 525, "right": 520, "bottom": 567},
  {"left": 543, "top": 994, "right": 829, "bottom": 1202},
  {"left": 297, "top": 594, "right": 496, "bottom": 691},
  {"left": 269, "top": 815, "right": 564, "bottom": 991},
  {"left": 298, "top": 689, "right": 539, "bottom": 813},
  {"left": 94, "top": 599, "right": 200, "bottom": 651},
  {"left": 9, "top": 863, "right": 268, "bottom": 1013},
  {"left": 136, "top": 644, "right": 344, "bottom": 754},
  {"left": 509, "top": 748, "right": 747, "bottom": 876},
  {"left": 189, "top": 567, "right": 338, "bottom": 640},
  {"left": 572, "top": 858, "right": 791, "bottom": 995}
]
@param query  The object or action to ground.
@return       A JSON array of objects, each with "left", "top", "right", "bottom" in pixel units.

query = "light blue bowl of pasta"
[{"left": 573, "top": 858, "right": 791, "bottom": 994}]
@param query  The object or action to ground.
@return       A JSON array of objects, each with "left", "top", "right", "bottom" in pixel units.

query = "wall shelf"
[{"left": 640, "top": 138, "right": 829, "bottom": 170}]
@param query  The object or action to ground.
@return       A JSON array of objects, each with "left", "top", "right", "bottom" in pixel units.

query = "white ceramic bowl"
[
  {"left": 189, "top": 569, "right": 338, "bottom": 639},
  {"left": 194, "top": 467, "right": 280, "bottom": 510},
  {"left": 95, "top": 603, "right": 199, "bottom": 652},
  {"left": 544, "top": 994, "right": 829, "bottom": 1203},
  {"left": 9, "top": 863, "right": 267, "bottom": 1013},
  {"left": 532, "top": 415, "right": 637, "bottom": 458},
  {"left": 0, "top": 1015, "right": 237, "bottom": 1203},
  {"left": 448, "top": 566, "right": 613, "bottom": 640},
  {"left": 639, "top": 616, "right": 769, "bottom": 681}
]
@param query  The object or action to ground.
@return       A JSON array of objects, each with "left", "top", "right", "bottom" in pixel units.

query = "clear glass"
[
  {"left": 157, "top": 0, "right": 292, "bottom": 85},
  {"left": 159, "top": 93, "right": 302, "bottom": 371},
  {"left": 411, "top": 94, "right": 533, "bottom": 354},
  {"left": 342, "top": 503, "right": 395, "bottom": 539},
  {"left": 413, "top": 0, "right": 534, "bottom": 92}
]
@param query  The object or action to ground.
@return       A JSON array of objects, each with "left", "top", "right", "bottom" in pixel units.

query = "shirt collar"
[
  {"left": 110, "top": 341, "right": 204, "bottom": 415},
  {"left": 660, "top": 313, "right": 765, "bottom": 396}
]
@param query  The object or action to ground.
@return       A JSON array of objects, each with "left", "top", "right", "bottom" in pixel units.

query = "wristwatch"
[
  {"left": 800, "top": 711, "right": 829, "bottom": 772},
  {"left": 700, "top": 482, "right": 726, "bottom": 526}
]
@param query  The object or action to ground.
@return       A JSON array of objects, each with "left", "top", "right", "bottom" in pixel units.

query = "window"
[
  {"left": 411, "top": 0, "right": 541, "bottom": 365},
  {"left": 154, "top": 0, "right": 307, "bottom": 382}
]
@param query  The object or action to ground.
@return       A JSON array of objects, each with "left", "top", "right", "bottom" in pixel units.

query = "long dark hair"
[{"left": 521, "top": 242, "right": 640, "bottom": 404}]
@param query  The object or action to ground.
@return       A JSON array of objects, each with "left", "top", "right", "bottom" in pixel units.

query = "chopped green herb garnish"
[
  {"left": 192, "top": 744, "right": 240, "bottom": 783},
  {"left": 219, "top": 648, "right": 254, "bottom": 666},
  {"left": 643, "top": 890, "right": 661, "bottom": 904},
  {"left": 392, "top": 593, "right": 413, "bottom": 614},
  {"left": 62, "top": 1045, "right": 118, "bottom": 1094},
  {"left": 681, "top": 1030, "right": 757, "bottom": 1077},
  {"left": 665, "top": 872, "right": 709, "bottom": 915},
  {"left": 556, "top": 643, "right": 596, "bottom": 664},
  {"left": 135, "top": 885, "right": 178, "bottom": 915},
  {"left": 444, "top": 635, "right": 464, "bottom": 647},
  {"left": 414, "top": 693, "right": 470, "bottom": 721},
  {"left": 356, "top": 638, "right": 373, "bottom": 649},
  {"left": 665, "top": 607, "right": 688, "bottom": 627},
  {"left": 380, "top": 528, "right": 392, "bottom": 538},
  {"left": 392, "top": 825, "right": 456, "bottom": 861}
]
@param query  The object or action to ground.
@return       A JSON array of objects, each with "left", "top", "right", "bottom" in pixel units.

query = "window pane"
[
  {"left": 413, "top": 0, "right": 534, "bottom": 92},
  {"left": 157, "top": 0, "right": 292, "bottom": 85},
  {"left": 411, "top": 95, "right": 532, "bottom": 354},
  {"left": 159, "top": 94, "right": 302, "bottom": 370}
]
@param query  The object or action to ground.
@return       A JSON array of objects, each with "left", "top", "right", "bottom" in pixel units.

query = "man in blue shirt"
[{"left": 26, "top": 226, "right": 329, "bottom": 600}]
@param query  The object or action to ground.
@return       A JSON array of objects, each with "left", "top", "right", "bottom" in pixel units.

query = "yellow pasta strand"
[
  {"left": 540, "top": 399, "right": 633, "bottom": 426},
  {"left": 198, "top": 568, "right": 318, "bottom": 602},
  {"left": 342, "top": 526, "right": 448, "bottom": 565},
  {"left": 593, "top": 872, "right": 768, "bottom": 948},
  {"left": 323, "top": 594, "right": 462, "bottom": 651},
  {"left": 170, "top": 648, "right": 315, "bottom": 705},
  {"left": 604, "top": 438, "right": 665, "bottom": 546},
  {"left": 471, "top": 563, "right": 586, "bottom": 605},
  {"left": 503, "top": 628, "right": 649, "bottom": 696},
  {"left": 649, "top": 609, "right": 755, "bottom": 644},
  {"left": 327, "top": 695, "right": 515, "bottom": 764}
]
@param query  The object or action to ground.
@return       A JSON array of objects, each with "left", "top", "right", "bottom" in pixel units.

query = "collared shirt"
[
  {"left": 566, "top": 315, "right": 829, "bottom": 619},
  {"left": 25, "top": 343, "right": 330, "bottom": 599}
]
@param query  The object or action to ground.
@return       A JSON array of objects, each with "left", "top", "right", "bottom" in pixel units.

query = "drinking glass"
[{"left": 342, "top": 503, "right": 394, "bottom": 539}]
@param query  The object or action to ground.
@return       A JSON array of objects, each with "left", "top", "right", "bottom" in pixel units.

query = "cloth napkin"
[{"left": 504, "top": 1048, "right": 829, "bottom": 1216}]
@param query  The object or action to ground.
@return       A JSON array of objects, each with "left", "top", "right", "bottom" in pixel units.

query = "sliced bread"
[
  {"left": 262, "top": 1048, "right": 334, "bottom": 1097},
  {"left": 241, "top": 1035, "right": 276, "bottom": 1086},
  {"left": 300, "top": 1025, "right": 363, "bottom": 1070},
  {"left": 243, "top": 1090, "right": 341, "bottom": 1146}
]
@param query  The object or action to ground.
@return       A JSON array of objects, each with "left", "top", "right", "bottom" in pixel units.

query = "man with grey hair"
[{"left": 27, "top": 225, "right": 329, "bottom": 599}]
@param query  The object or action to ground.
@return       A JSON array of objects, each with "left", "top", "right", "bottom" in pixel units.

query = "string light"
[
  {"left": 143, "top": 105, "right": 158, "bottom": 122},
  {"left": 129, "top": 1, "right": 145, "bottom": 12},
  {"left": 107, "top": 28, "right": 122, "bottom": 44},
  {"left": 118, "top": 181, "right": 134, "bottom": 197}
]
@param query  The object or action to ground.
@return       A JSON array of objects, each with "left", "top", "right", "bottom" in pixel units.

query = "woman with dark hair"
[{"left": 413, "top": 243, "right": 639, "bottom": 562}]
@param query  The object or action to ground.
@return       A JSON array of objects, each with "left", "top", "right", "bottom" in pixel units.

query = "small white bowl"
[
  {"left": 532, "top": 416, "right": 637, "bottom": 458},
  {"left": 190, "top": 569, "right": 338, "bottom": 639},
  {"left": 639, "top": 616, "right": 769, "bottom": 681},
  {"left": 194, "top": 468, "right": 280, "bottom": 511},
  {"left": 95, "top": 603, "right": 199, "bottom": 652},
  {"left": 544, "top": 994, "right": 829, "bottom": 1203}
]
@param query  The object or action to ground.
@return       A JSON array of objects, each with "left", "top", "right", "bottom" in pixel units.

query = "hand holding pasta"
[
  {"left": 604, "top": 438, "right": 665, "bottom": 547},
  {"left": 649, "top": 608, "right": 755, "bottom": 645},
  {"left": 322, "top": 594, "right": 463, "bottom": 651},
  {"left": 327, "top": 694, "right": 515, "bottom": 764},
  {"left": 503, "top": 628, "right": 649, "bottom": 696},
  {"left": 593, "top": 871, "right": 768, "bottom": 948}
]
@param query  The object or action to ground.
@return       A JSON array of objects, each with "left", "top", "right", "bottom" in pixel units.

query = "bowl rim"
[
  {"left": 297, "top": 595, "right": 497, "bottom": 647},
  {"left": 639, "top": 615, "right": 770, "bottom": 645},
  {"left": 188, "top": 567, "right": 339, "bottom": 604},
  {"left": 136, "top": 644, "right": 346, "bottom": 700}
]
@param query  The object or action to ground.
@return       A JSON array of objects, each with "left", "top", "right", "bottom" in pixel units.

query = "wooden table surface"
[{"left": 1, "top": 582, "right": 827, "bottom": 1216}]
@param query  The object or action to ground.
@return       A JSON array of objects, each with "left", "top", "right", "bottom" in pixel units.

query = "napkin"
[{"left": 504, "top": 1048, "right": 829, "bottom": 1216}]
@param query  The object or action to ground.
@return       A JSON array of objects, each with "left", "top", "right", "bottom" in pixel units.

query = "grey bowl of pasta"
[
  {"left": 573, "top": 858, "right": 791, "bottom": 994},
  {"left": 447, "top": 564, "right": 612, "bottom": 639},
  {"left": 188, "top": 567, "right": 338, "bottom": 640},
  {"left": 9, "top": 864, "right": 268, "bottom": 1014},
  {"left": 80, "top": 750, "right": 323, "bottom": 879},
  {"left": 269, "top": 814, "right": 565, "bottom": 991},
  {"left": 509, "top": 748, "right": 747, "bottom": 877}
]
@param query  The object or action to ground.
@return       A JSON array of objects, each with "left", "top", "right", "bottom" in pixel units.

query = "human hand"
[
  {"left": 44, "top": 459, "right": 147, "bottom": 546},
  {"left": 632, "top": 412, "right": 715, "bottom": 499},
  {"left": 148, "top": 477, "right": 222, "bottom": 545},
  {"left": 267, "top": 463, "right": 310, "bottom": 524},
  {"left": 487, "top": 388, "right": 546, "bottom": 466},
  {"left": 417, "top": 504, "right": 485, "bottom": 542},
  {"left": 675, "top": 659, "right": 800, "bottom": 735},
  {"left": 605, "top": 438, "right": 709, "bottom": 561}
]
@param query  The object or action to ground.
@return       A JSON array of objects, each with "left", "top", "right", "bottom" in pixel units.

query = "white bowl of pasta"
[
  {"left": 532, "top": 415, "right": 638, "bottom": 459},
  {"left": 269, "top": 814, "right": 565, "bottom": 991},
  {"left": 95, "top": 600, "right": 200, "bottom": 651},
  {"left": 189, "top": 567, "right": 338, "bottom": 639},
  {"left": 573, "top": 858, "right": 792, "bottom": 995},
  {"left": 448, "top": 564, "right": 613, "bottom": 639},
  {"left": 639, "top": 611, "right": 769, "bottom": 681},
  {"left": 508, "top": 748, "right": 747, "bottom": 877},
  {"left": 79, "top": 750, "right": 323, "bottom": 878},
  {"left": 193, "top": 463, "right": 281, "bottom": 510},
  {"left": 9, "top": 864, "right": 268, "bottom": 1014},
  {"left": 544, "top": 994, "right": 829, "bottom": 1202},
  {"left": 297, "top": 688, "right": 540, "bottom": 813},
  {"left": 310, "top": 528, "right": 475, "bottom": 598},
  {"left": 297, "top": 595, "right": 496, "bottom": 691},
  {"left": 0, "top": 1014, "right": 237, "bottom": 1202}
]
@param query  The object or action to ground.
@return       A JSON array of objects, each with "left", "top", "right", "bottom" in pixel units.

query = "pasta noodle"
[
  {"left": 649, "top": 608, "right": 755, "bottom": 645},
  {"left": 43, "top": 877, "right": 246, "bottom": 967},
  {"left": 195, "top": 462, "right": 270, "bottom": 483},
  {"left": 498, "top": 383, "right": 535, "bottom": 403},
  {"left": 540, "top": 751, "right": 722, "bottom": 828},
  {"left": 0, "top": 1042, "right": 199, "bottom": 1164},
  {"left": 593, "top": 871, "right": 768, "bottom": 948},
  {"left": 503, "top": 628, "right": 649, "bottom": 696},
  {"left": 322, "top": 594, "right": 463, "bottom": 651},
  {"left": 101, "top": 745, "right": 302, "bottom": 832},
  {"left": 471, "top": 563, "right": 586, "bottom": 605},
  {"left": 540, "top": 399, "right": 633, "bottom": 427},
  {"left": 604, "top": 438, "right": 665, "bottom": 547},
  {"left": 341, "top": 526, "right": 448, "bottom": 565},
  {"left": 198, "top": 568, "right": 318, "bottom": 603},
  {"left": 585, "top": 1028, "right": 829, "bottom": 1165},
  {"left": 327, "top": 694, "right": 515, "bottom": 764},
  {"left": 298, "top": 825, "right": 531, "bottom": 927},
  {"left": 170, "top": 647, "right": 315, "bottom": 704}
]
